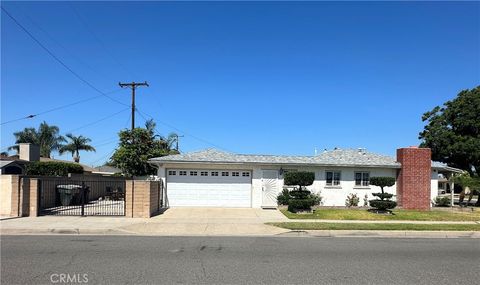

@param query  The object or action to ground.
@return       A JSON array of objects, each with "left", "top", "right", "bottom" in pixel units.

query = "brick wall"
[
  {"left": 396, "top": 147, "right": 431, "bottom": 210},
  {"left": 125, "top": 180, "right": 162, "bottom": 218}
]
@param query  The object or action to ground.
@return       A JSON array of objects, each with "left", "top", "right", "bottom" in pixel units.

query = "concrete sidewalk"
[
  {"left": 0, "top": 208, "right": 290, "bottom": 236},
  {"left": 1, "top": 208, "right": 478, "bottom": 237}
]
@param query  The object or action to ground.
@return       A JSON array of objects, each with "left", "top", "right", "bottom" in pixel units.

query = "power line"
[
  {"left": 20, "top": 10, "right": 117, "bottom": 83},
  {"left": 1, "top": 6, "right": 129, "bottom": 108},
  {"left": 69, "top": 3, "right": 138, "bottom": 80},
  {"left": 0, "top": 89, "right": 125, "bottom": 125},
  {"left": 135, "top": 109, "right": 232, "bottom": 152},
  {"left": 64, "top": 107, "right": 129, "bottom": 134}
]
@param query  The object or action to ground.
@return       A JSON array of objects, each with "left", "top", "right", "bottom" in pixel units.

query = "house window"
[
  {"left": 190, "top": 171, "right": 197, "bottom": 176},
  {"left": 211, "top": 171, "right": 219, "bottom": 176},
  {"left": 355, "top": 172, "right": 370, "bottom": 187},
  {"left": 232, "top": 172, "right": 239, "bottom": 177},
  {"left": 222, "top": 171, "right": 229, "bottom": 176},
  {"left": 168, "top": 170, "right": 176, "bottom": 176},
  {"left": 326, "top": 171, "right": 341, "bottom": 186},
  {"left": 242, "top": 172, "right": 250, "bottom": 177},
  {"left": 200, "top": 171, "right": 208, "bottom": 176},
  {"left": 179, "top": 171, "right": 187, "bottom": 176}
]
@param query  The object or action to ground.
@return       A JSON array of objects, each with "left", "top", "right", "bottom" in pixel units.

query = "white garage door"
[{"left": 166, "top": 169, "right": 252, "bottom": 207}]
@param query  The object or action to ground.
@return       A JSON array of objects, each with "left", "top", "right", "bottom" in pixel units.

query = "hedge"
[
  {"left": 26, "top": 161, "right": 84, "bottom": 176},
  {"left": 284, "top": 171, "right": 315, "bottom": 189}
]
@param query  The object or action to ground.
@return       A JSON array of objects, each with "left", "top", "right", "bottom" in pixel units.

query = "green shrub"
[
  {"left": 288, "top": 198, "right": 316, "bottom": 212},
  {"left": 284, "top": 171, "right": 315, "bottom": 191},
  {"left": 26, "top": 161, "right": 84, "bottom": 176},
  {"left": 277, "top": 189, "right": 291, "bottom": 205},
  {"left": 369, "top": 177, "right": 396, "bottom": 189},
  {"left": 289, "top": 190, "right": 311, "bottom": 199},
  {"left": 434, "top": 196, "right": 451, "bottom": 207},
  {"left": 372, "top": 193, "right": 394, "bottom": 200},
  {"left": 345, "top": 193, "right": 360, "bottom": 207},
  {"left": 310, "top": 192, "right": 322, "bottom": 206},
  {"left": 369, "top": 200, "right": 397, "bottom": 211},
  {"left": 369, "top": 176, "right": 397, "bottom": 212}
]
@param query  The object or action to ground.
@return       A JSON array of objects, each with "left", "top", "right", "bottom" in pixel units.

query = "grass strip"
[
  {"left": 268, "top": 222, "right": 480, "bottom": 231},
  {"left": 280, "top": 209, "right": 480, "bottom": 221}
]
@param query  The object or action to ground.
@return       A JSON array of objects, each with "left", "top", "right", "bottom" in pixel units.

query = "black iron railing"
[{"left": 37, "top": 177, "right": 126, "bottom": 216}]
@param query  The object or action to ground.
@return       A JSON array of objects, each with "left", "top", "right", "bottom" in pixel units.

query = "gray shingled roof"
[{"left": 150, "top": 148, "right": 402, "bottom": 168}]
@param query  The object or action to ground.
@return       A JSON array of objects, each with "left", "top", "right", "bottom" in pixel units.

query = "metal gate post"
[{"left": 81, "top": 181, "right": 85, "bottom": 217}]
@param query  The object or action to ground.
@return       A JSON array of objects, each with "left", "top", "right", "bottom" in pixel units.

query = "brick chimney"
[
  {"left": 19, "top": 143, "right": 40, "bottom": 161},
  {"left": 396, "top": 147, "right": 431, "bottom": 210}
]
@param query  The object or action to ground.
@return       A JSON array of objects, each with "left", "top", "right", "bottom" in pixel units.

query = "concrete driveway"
[
  {"left": 152, "top": 207, "right": 287, "bottom": 223},
  {"left": 0, "top": 208, "right": 290, "bottom": 236},
  {"left": 120, "top": 208, "right": 289, "bottom": 236}
]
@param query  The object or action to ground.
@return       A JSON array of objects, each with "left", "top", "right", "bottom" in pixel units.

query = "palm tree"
[
  {"left": 9, "top": 122, "right": 65, "bottom": 158},
  {"left": 59, "top": 134, "right": 96, "bottom": 163}
]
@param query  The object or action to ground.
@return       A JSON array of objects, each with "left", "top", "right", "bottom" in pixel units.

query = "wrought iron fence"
[{"left": 37, "top": 177, "right": 126, "bottom": 216}]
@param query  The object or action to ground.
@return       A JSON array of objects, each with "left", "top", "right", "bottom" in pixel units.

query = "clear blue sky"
[{"left": 1, "top": 1, "right": 479, "bottom": 166}]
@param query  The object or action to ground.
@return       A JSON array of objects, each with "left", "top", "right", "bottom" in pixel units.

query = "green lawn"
[
  {"left": 280, "top": 208, "right": 480, "bottom": 221},
  {"left": 268, "top": 222, "right": 480, "bottom": 231}
]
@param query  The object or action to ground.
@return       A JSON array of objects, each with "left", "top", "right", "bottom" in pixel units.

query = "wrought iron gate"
[{"left": 38, "top": 177, "right": 126, "bottom": 216}]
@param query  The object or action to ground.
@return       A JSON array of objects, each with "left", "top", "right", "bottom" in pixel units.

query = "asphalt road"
[{"left": 1, "top": 236, "right": 479, "bottom": 285}]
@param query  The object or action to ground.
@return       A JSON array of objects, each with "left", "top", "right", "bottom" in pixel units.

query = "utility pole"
[
  {"left": 118, "top": 81, "right": 149, "bottom": 130},
  {"left": 173, "top": 134, "right": 184, "bottom": 151}
]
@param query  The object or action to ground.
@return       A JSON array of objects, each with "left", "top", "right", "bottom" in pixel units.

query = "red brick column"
[{"left": 396, "top": 147, "right": 431, "bottom": 210}]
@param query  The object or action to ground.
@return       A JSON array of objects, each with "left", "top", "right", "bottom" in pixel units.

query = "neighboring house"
[
  {"left": 0, "top": 159, "right": 28, "bottom": 175},
  {"left": 92, "top": 165, "right": 122, "bottom": 176},
  {"left": 1, "top": 143, "right": 95, "bottom": 175},
  {"left": 149, "top": 147, "right": 462, "bottom": 210}
]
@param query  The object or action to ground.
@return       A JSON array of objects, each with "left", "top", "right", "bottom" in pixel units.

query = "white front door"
[{"left": 262, "top": 170, "right": 278, "bottom": 208}]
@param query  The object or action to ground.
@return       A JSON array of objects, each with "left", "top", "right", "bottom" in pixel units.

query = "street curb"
[
  {"left": 279, "top": 230, "right": 480, "bottom": 238},
  {"left": 0, "top": 228, "right": 136, "bottom": 236},
  {"left": 2, "top": 228, "right": 479, "bottom": 238}
]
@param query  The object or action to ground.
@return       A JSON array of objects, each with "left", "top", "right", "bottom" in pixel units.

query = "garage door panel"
[{"left": 166, "top": 169, "right": 251, "bottom": 207}]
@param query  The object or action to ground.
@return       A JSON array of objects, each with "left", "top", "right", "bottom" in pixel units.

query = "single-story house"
[
  {"left": 92, "top": 165, "right": 122, "bottom": 176},
  {"left": 149, "top": 147, "right": 462, "bottom": 210},
  {"left": 1, "top": 143, "right": 96, "bottom": 175},
  {"left": 0, "top": 158, "right": 28, "bottom": 175}
]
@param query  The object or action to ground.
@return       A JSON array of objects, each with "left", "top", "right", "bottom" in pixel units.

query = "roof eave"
[{"left": 148, "top": 159, "right": 401, "bottom": 168}]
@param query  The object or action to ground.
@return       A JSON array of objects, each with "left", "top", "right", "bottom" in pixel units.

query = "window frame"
[
  {"left": 190, "top": 171, "right": 198, "bottom": 176},
  {"left": 179, "top": 170, "right": 187, "bottom": 176},
  {"left": 354, "top": 171, "right": 370, "bottom": 187},
  {"left": 200, "top": 171, "right": 208, "bottom": 176},
  {"left": 211, "top": 171, "right": 219, "bottom": 177},
  {"left": 232, "top": 172, "right": 239, "bottom": 177},
  {"left": 325, "top": 170, "right": 341, "bottom": 187},
  {"left": 242, "top": 171, "right": 250, "bottom": 177},
  {"left": 168, "top": 170, "right": 176, "bottom": 176},
  {"left": 221, "top": 171, "right": 229, "bottom": 177}
]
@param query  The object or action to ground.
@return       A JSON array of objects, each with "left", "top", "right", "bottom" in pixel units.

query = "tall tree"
[
  {"left": 9, "top": 121, "right": 65, "bottom": 158},
  {"left": 419, "top": 86, "right": 480, "bottom": 175},
  {"left": 59, "top": 134, "right": 96, "bottom": 163},
  {"left": 110, "top": 121, "right": 179, "bottom": 177}
]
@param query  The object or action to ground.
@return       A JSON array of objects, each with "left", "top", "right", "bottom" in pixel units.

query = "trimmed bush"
[
  {"left": 369, "top": 200, "right": 397, "bottom": 211},
  {"left": 282, "top": 171, "right": 318, "bottom": 212},
  {"left": 369, "top": 177, "right": 396, "bottom": 189},
  {"left": 277, "top": 189, "right": 290, "bottom": 205},
  {"left": 345, "top": 193, "right": 360, "bottom": 207},
  {"left": 372, "top": 193, "right": 394, "bottom": 200},
  {"left": 369, "top": 176, "right": 397, "bottom": 212},
  {"left": 284, "top": 171, "right": 315, "bottom": 191},
  {"left": 434, "top": 196, "right": 451, "bottom": 207},
  {"left": 26, "top": 161, "right": 84, "bottom": 176}
]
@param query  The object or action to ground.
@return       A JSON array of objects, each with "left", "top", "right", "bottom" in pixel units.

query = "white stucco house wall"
[{"left": 149, "top": 148, "right": 461, "bottom": 209}]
